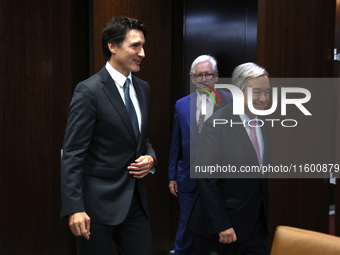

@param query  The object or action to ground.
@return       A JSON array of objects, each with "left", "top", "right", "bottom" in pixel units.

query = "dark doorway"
[{"left": 183, "top": 0, "right": 258, "bottom": 93}]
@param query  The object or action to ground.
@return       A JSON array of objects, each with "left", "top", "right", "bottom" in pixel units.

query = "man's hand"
[
  {"left": 168, "top": 180, "right": 178, "bottom": 197},
  {"left": 218, "top": 228, "right": 237, "bottom": 244},
  {"left": 69, "top": 212, "right": 91, "bottom": 240},
  {"left": 128, "top": 155, "right": 154, "bottom": 178}
]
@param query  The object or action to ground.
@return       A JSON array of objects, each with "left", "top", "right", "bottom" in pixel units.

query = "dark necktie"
[{"left": 124, "top": 78, "right": 139, "bottom": 140}]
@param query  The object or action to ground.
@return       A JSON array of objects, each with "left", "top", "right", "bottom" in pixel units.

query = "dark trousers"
[
  {"left": 175, "top": 190, "right": 196, "bottom": 255},
  {"left": 76, "top": 188, "right": 152, "bottom": 255},
  {"left": 192, "top": 206, "right": 268, "bottom": 255},
  {"left": 193, "top": 231, "right": 268, "bottom": 255}
]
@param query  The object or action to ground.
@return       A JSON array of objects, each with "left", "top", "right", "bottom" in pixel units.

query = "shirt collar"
[
  {"left": 239, "top": 113, "right": 259, "bottom": 126},
  {"left": 105, "top": 62, "right": 132, "bottom": 88},
  {"left": 196, "top": 89, "right": 215, "bottom": 104}
]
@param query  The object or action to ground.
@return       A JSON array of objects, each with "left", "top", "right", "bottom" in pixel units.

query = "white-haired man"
[
  {"left": 168, "top": 55, "right": 232, "bottom": 254},
  {"left": 190, "top": 62, "right": 271, "bottom": 255}
]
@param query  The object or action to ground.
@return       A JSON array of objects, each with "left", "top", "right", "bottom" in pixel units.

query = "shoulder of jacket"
[{"left": 176, "top": 93, "right": 194, "bottom": 106}]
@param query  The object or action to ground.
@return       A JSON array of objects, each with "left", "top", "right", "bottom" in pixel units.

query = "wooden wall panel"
[
  {"left": 51, "top": 0, "right": 90, "bottom": 254},
  {"left": 257, "top": 0, "right": 336, "bottom": 247},
  {"left": 258, "top": 0, "right": 335, "bottom": 77},
  {"left": 169, "top": 0, "right": 184, "bottom": 246},
  {"left": 91, "top": 1, "right": 173, "bottom": 254},
  {"left": 0, "top": 0, "right": 82, "bottom": 254}
]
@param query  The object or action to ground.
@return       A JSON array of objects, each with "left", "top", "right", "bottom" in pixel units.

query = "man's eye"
[{"left": 131, "top": 43, "right": 141, "bottom": 48}]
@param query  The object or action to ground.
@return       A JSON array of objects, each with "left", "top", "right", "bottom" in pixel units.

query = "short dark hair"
[{"left": 102, "top": 16, "right": 147, "bottom": 61}]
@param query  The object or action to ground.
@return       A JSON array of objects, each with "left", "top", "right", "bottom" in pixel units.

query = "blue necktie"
[{"left": 124, "top": 78, "right": 139, "bottom": 140}]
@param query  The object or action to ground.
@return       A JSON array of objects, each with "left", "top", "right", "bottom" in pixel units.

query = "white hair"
[
  {"left": 232, "top": 62, "right": 269, "bottom": 90},
  {"left": 190, "top": 55, "right": 218, "bottom": 74}
]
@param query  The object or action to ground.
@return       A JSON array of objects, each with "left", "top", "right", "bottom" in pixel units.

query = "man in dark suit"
[
  {"left": 60, "top": 16, "right": 156, "bottom": 255},
  {"left": 190, "top": 62, "right": 271, "bottom": 255},
  {"left": 168, "top": 55, "right": 232, "bottom": 254}
]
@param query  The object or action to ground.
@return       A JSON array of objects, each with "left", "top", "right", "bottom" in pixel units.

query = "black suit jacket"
[
  {"left": 60, "top": 67, "right": 156, "bottom": 225},
  {"left": 190, "top": 103, "right": 270, "bottom": 241}
]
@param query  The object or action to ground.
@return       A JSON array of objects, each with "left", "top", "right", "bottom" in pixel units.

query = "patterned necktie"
[
  {"left": 124, "top": 78, "right": 139, "bottom": 140},
  {"left": 197, "top": 109, "right": 205, "bottom": 133},
  {"left": 250, "top": 124, "right": 262, "bottom": 165},
  {"left": 197, "top": 95, "right": 207, "bottom": 133}
]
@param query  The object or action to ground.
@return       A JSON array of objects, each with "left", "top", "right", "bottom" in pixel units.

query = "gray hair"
[
  {"left": 231, "top": 62, "right": 269, "bottom": 90},
  {"left": 190, "top": 55, "right": 218, "bottom": 74}
]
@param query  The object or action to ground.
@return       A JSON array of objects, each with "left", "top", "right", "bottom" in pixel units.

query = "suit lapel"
[
  {"left": 131, "top": 76, "right": 146, "bottom": 148},
  {"left": 214, "top": 89, "right": 231, "bottom": 111},
  {"left": 213, "top": 90, "right": 224, "bottom": 112},
  {"left": 99, "top": 67, "right": 137, "bottom": 144},
  {"left": 190, "top": 92, "right": 199, "bottom": 140},
  {"left": 260, "top": 116, "right": 271, "bottom": 165}
]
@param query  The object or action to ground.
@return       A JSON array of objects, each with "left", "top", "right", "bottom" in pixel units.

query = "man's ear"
[
  {"left": 108, "top": 42, "right": 117, "bottom": 54},
  {"left": 189, "top": 73, "right": 195, "bottom": 85}
]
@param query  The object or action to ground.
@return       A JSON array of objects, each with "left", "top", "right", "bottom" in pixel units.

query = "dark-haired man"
[{"left": 61, "top": 16, "right": 156, "bottom": 255}]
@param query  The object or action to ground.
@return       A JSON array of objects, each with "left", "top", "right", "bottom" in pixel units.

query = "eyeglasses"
[{"left": 191, "top": 73, "right": 216, "bottom": 80}]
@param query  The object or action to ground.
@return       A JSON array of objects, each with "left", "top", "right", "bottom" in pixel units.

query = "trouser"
[
  {"left": 76, "top": 188, "right": 152, "bottom": 255},
  {"left": 174, "top": 189, "right": 196, "bottom": 255}
]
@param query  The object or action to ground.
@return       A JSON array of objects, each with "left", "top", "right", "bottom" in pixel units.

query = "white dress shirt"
[{"left": 105, "top": 62, "right": 142, "bottom": 132}]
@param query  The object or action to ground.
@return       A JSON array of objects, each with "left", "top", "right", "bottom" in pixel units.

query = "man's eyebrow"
[
  {"left": 130, "top": 41, "right": 145, "bottom": 46},
  {"left": 253, "top": 88, "right": 270, "bottom": 90}
]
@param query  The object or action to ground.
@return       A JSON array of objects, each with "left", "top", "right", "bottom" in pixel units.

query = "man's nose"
[
  {"left": 139, "top": 47, "right": 145, "bottom": 58},
  {"left": 258, "top": 92, "right": 268, "bottom": 102}
]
